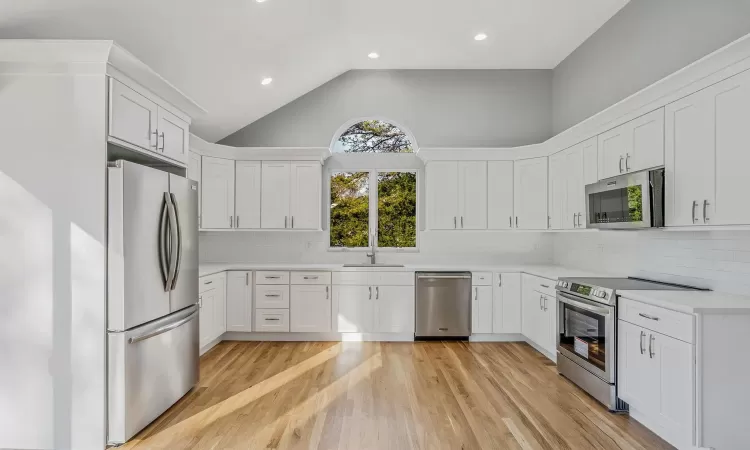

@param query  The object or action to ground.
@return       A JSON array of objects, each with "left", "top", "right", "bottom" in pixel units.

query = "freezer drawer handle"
[
  {"left": 128, "top": 309, "right": 198, "bottom": 344},
  {"left": 416, "top": 275, "right": 471, "bottom": 279}
]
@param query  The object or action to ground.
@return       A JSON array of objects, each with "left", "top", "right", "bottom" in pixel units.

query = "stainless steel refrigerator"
[{"left": 107, "top": 160, "right": 199, "bottom": 445}]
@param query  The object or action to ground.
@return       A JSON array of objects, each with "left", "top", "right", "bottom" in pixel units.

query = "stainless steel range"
[{"left": 554, "top": 277, "right": 700, "bottom": 412}]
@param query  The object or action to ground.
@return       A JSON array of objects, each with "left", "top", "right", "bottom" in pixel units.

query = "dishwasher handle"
[{"left": 417, "top": 274, "right": 472, "bottom": 279}]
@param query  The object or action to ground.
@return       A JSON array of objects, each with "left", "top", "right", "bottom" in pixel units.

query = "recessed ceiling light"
[
  {"left": 368, "top": 52, "right": 379, "bottom": 59},
  {"left": 256, "top": 0, "right": 267, "bottom": 3},
  {"left": 474, "top": 33, "right": 488, "bottom": 41},
  {"left": 261, "top": 77, "right": 273, "bottom": 85}
]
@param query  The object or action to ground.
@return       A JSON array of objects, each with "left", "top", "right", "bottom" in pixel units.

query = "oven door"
[
  {"left": 556, "top": 291, "right": 615, "bottom": 383},
  {"left": 586, "top": 170, "right": 660, "bottom": 230}
]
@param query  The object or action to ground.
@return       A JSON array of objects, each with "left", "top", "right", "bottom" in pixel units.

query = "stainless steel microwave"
[{"left": 585, "top": 168, "right": 664, "bottom": 230}]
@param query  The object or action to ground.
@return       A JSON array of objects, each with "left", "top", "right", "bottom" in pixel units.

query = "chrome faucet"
[{"left": 366, "top": 234, "right": 377, "bottom": 265}]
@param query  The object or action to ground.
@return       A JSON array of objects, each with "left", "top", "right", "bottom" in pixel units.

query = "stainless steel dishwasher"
[{"left": 415, "top": 272, "right": 471, "bottom": 339}]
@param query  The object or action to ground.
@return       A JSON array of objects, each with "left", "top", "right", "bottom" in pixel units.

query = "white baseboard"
[
  {"left": 523, "top": 338, "right": 557, "bottom": 363},
  {"left": 629, "top": 407, "right": 693, "bottom": 450},
  {"left": 468, "top": 333, "right": 524, "bottom": 342},
  {"left": 222, "top": 331, "right": 415, "bottom": 342},
  {"left": 199, "top": 336, "right": 222, "bottom": 355}
]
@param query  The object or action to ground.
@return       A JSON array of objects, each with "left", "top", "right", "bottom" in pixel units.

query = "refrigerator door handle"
[
  {"left": 128, "top": 308, "right": 198, "bottom": 344},
  {"left": 159, "top": 193, "right": 171, "bottom": 290},
  {"left": 164, "top": 193, "right": 178, "bottom": 291},
  {"left": 169, "top": 193, "right": 183, "bottom": 290}
]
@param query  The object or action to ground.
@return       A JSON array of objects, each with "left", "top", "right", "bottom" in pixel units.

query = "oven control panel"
[{"left": 556, "top": 280, "right": 610, "bottom": 303}]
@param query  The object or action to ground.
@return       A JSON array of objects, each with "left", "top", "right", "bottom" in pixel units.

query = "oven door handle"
[{"left": 557, "top": 292, "right": 611, "bottom": 316}]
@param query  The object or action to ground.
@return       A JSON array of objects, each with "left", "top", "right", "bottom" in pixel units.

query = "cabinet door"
[
  {"left": 618, "top": 321, "right": 658, "bottom": 413},
  {"left": 109, "top": 79, "right": 158, "bottom": 151},
  {"left": 493, "top": 273, "right": 521, "bottom": 334},
  {"left": 261, "top": 162, "right": 291, "bottom": 229},
  {"left": 521, "top": 279, "right": 541, "bottom": 344},
  {"left": 471, "top": 285, "right": 493, "bottom": 334},
  {"left": 541, "top": 294, "right": 557, "bottom": 355},
  {"left": 582, "top": 137, "right": 598, "bottom": 185},
  {"left": 654, "top": 332, "right": 694, "bottom": 447},
  {"left": 487, "top": 161, "right": 514, "bottom": 229},
  {"left": 375, "top": 285, "right": 414, "bottom": 333},
  {"left": 458, "top": 161, "right": 487, "bottom": 229},
  {"left": 290, "top": 285, "right": 331, "bottom": 332},
  {"left": 199, "top": 289, "right": 215, "bottom": 348},
  {"left": 235, "top": 161, "right": 261, "bottom": 229},
  {"left": 290, "top": 162, "right": 321, "bottom": 230},
  {"left": 712, "top": 70, "right": 750, "bottom": 225},
  {"left": 427, "top": 162, "right": 459, "bottom": 229},
  {"left": 548, "top": 152, "right": 567, "bottom": 230},
  {"left": 226, "top": 271, "right": 252, "bottom": 332},
  {"left": 157, "top": 107, "right": 189, "bottom": 165},
  {"left": 598, "top": 126, "right": 627, "bottom": 180},
  {"left": 566, "top": 145, "right": 584, "bottom": 229},
  {"left": 514, "top": 157, "right": 548, "bottom": 230},
  {"left": 212, "top": 278, "right": 226, "bottom": 341},
  {"left": 665, "top": 89, "right": 715, "bottom": 226},
  {"left": 627, "top": 108, "right": 664, "bottom": 173},
  {"left": 201, "top": 156, "right": 235, "bottom": 229},
  {"left": 334, "top": 285, "right": 373, "bottom": 332}
]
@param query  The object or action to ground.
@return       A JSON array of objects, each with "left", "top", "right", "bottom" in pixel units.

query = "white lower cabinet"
[
  {"left": 492, "top": 273, "right": 522, "bottom": 334},
  {"left": 255, "top": 309, "right": 290, "bottom": 332},
  {"left": 375, "top": 285, "right": 414, "bottom": 333},
  {"left": 333, "top": 271, "right": 415, "bottom": 334},
  {"left": 471, "top": 285, "right": 493, "bottom": 334},
  {"left": 225, "top": 271, "right": 253, "bottom": 332},
  {"left": 334, "top": 285, "right": 373, "bottom": 332},
  {"left": 199, "top": 273, "right": 226, "bottom": 350},
  {"left": 290, "top": 284, "right": 331, "bottom": 332},
  {"left": 521, "top": 274, "right": 556, "bottom": 357}
]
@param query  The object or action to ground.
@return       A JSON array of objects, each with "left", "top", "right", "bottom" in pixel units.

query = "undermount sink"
[{"left": 342, "top": 263, "right": 405, "bottom": 268}]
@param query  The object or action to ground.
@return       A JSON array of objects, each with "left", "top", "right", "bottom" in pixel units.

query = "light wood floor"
[{"left": 122, "top": 341, "right": 674, "bottom": 450}]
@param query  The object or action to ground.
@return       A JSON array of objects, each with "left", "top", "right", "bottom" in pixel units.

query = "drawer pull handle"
[
  {"left": 303, "top": 276, "right": 319, "bottom": 280},
  {"left": 204, "top": 281, "right": 213, "bottom": 285},
  {"left": 265, "top": 318, "right": 280, "bottom": 321},
  {"left": 638, "top": 313, "right": 660, "bottom": 321},
  {"left": 540, "top": 284, "right": 550, "bottom": 288},
  {"left": 265, "top": 294, "right": 281, "bottom": 297},
  {"left": 265, "top": 276, "right": 281, "bottom": 279}
]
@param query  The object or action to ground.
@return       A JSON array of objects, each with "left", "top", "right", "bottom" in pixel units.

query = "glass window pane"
[
  {"left": 377, "top": 172, "right": 416, "bottom": 248},
  {"left": 330, "top": 172, "right": 369, "bottom": 248}
]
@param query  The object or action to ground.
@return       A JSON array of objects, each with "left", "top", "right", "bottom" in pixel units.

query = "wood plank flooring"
[{"left": 121, "top": 341, "right": 674, "bottom": 450}]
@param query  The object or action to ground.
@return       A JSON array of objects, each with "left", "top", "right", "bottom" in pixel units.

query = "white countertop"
[
  {"left": 618, "top": 290, "right": 750, "bottom": 315},
  {"left": 199, "top": 263, "right": 613, "bottom": 280}
]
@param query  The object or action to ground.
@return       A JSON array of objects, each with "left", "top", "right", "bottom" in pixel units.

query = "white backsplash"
[
  {"left": 200, "top": 230, "right": 554, "bottom": 266},
  {"left": 553, "top": 230, "right": 750, "bottom": 295}
]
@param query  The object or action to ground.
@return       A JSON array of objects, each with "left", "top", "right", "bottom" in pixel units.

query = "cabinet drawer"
[
  {"left": 256, "top": 271, "right": 290, "bottom": 285},
  {"left": 523, "top": 273, "right": 556, "bottom": 297},
  {"left": 472, "top": 272, "right": 492, "bottom": 286},
  {"left": 255, "top": 309, "right": 290, "bottom": 332},
  {"left": 290, "top": 271, "right": 332, "bottom": 285},
  {"left": 332, "top": 271, "right": 371, "bottom": 285},
  {"left": 371, "top": 271, "right": 414, "bottom": 286},
  {"left": 199, "top": 273, "right": 225, "bottom": 294},
  {"left": 619, "top": 297, "right": 694, "bottom": 343},
  {"left": 255, "top": 285, "right": 290, "bottom": 309}
]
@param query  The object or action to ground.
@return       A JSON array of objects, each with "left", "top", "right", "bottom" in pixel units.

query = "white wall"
[
  {"left": 0, "top": 74, "right": 107, "bottom": 450},
  {"left": 200, "top": 230, "right": 554, "bottom": 266},
  {"left": 219, "top": 69, "right": 554, "bottom": 148},
  {"left": 554, "top": 230, "right": 750, "bottom": 295}
]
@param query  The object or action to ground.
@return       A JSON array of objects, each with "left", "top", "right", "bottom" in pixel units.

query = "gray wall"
[
  {"left": 552, "top": 0, "right": 750, "bottom": 134},
  {"left": 219, "top": 69, "right": 553, "bottom": 148}
]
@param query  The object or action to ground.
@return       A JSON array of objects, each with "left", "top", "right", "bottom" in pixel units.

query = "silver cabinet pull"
[
  {"left": 543, "top": 296, "right": 548, "bottom": 311},
  {"left": 291, "top": 216, "right": 294, "bottom": 228},
  {"left": 548, "top": 216, "right": 551, "bottom": 229},
  {"left": 539, "top": 295, "right": 544, "bottom": 310},
  {"left": 474, "top": 287, "right": 478, "bottom": 300},
  {"left": 692, "top": 201, "right": 698, "bottom": 223},
  {"left": 454, "top": 216, "right": 457, "bottom": 229},
  {"left": 204, "top": 280, "right": 213, "bottom": 285},
  {"left": 498, "top": 274, "right": 502, "bottom": 287},
  {"left": 625, "top": 154, "right": 631, "bottom": 171},
  {"left": 326, "top": 286, "right": 329, "bottom": 299},
  {"left": 573, "top": 213, "right": 576, "bottom": 228},
  {"left": 151, "top": 130, "right": 158, "bottom": 148},
  {"left": 158, "top": 131, "right": 165, "bottom": 151},
  {"left": 246, "top": 273, "right": 249, "bottom": 285},
  {"left": 638, "top": 313, "right": 660, "bottom": 321},
  {"left": 236, "top": 216, "right": 240, "bottom": 228},
  {"left": 265, "top": 276, "right": 281, "bottom": 279},
  {"left": 369, "top": 286, "right": 372, "bottom": 300},
  {"left": 265, "top": 318, "right": 280, "bottom": 321},
  {"left": 509, "top": 216, "right": 512, "bottom": 228},
  {"left": 376, "top": 286, "right": 379, "bottom": 300},
  {"left": 703, "top": 200, "right": 710, "bottom": 223},
  {"left": 303, "top": 276, "right": 319, "bottom": 280},
  {"left": 577, "top": 213, "right": 583, "bottom": 228},
  {"left": 198, "top": 295, "right": 203, "bottom": 309},
  {"left": 515, "top": 216, "right": 518, "bottom": 228},
  {"left": 619, "top": 156, "right": 624, "bottom": 173},
  {"left": 461, "top": 216, "right": 464, "bottom": 228},
  {"left": 639, "top": 331, "right": 645, "bottom": 355},
  {"left": 649, "top": 334, "right": 655, "bottom": 358},
  {"left": 230, "top": 215, "right": 233, "bottom": 228},
  {"left": 284, "top": 216, "right": 288, "bottom": 228},
  {"left": 540, "top": 284, "right": 550, "bottom": 288},
  {"left": 265, "top": 294, "right": 281, "bottom": 298}
]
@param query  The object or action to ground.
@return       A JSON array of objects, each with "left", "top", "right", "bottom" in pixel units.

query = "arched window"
[{"left": 332, "top": 119, "right": 416, "bottom": 153}]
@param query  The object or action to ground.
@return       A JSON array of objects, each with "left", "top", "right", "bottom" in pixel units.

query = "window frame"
[{"left": 327, "top": 168, "right": 420, "bottom": 253}]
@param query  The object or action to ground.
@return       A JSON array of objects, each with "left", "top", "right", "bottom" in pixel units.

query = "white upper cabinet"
[
  {"left": 109, "top": 78, "right": 191, "bottom": 165},
  {"left": 548, "top": 152, "right": 567, "bottom": 230},
  {"left": 427, "top": 161, "right": 460, "bottom": 230},
  {"left": 565, "top": 145, "right": 585, "bottom": 229},
  {"left": 261, "top": 162, "right": 291, "bottom": 229},
  {"left": 598, "top": 108, "right": 665, "bottom": 180},
  {"left": 109, "top": 79, "right": 158, "bottom": 151},
  {"left": 201, "top": 156, "right": 235, "bottom": 229},
  {"left": 581, "top": 137, "right": 598, "bottom": 186},
  {"left": 458, "top": 161, "right": 488, "bottom": 229},
  {"left": 157, "top": 107, "right": 189, "bottom": 164},
  {"left": 235, "top": 161, "right": 262, "bottom": 229},
  {"left": 666, "top": 69, "right": 750, "bottom": 226},
  {"left": 514, "top": 157, "right": 548, "bottom": 230},
  {"left": 290, "top": 162, "right": 322, "bottom": 230},
  {"left": 487, "top": 161, "right": 514, "bottom": 230}
]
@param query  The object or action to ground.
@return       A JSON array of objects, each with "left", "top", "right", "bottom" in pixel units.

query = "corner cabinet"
[
  {"left": 548, "top": 142, "right": 587, "bottom": 230},
  {"left": 513, "top": 157, "right": 548, "bottom": 230},
  {"left": 598, "top": 108, "right": 664, "bottom": 180},
  {"left": 427, "top": 161, "right": 487, "bottom": 230},
  {"left": 201, "top": 156, "right": 235, "bottom": 229}
]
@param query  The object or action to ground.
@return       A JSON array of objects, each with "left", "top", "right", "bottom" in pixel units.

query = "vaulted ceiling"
[{"left": 0, "top": 0, "right": 628, "bottom": 142}]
